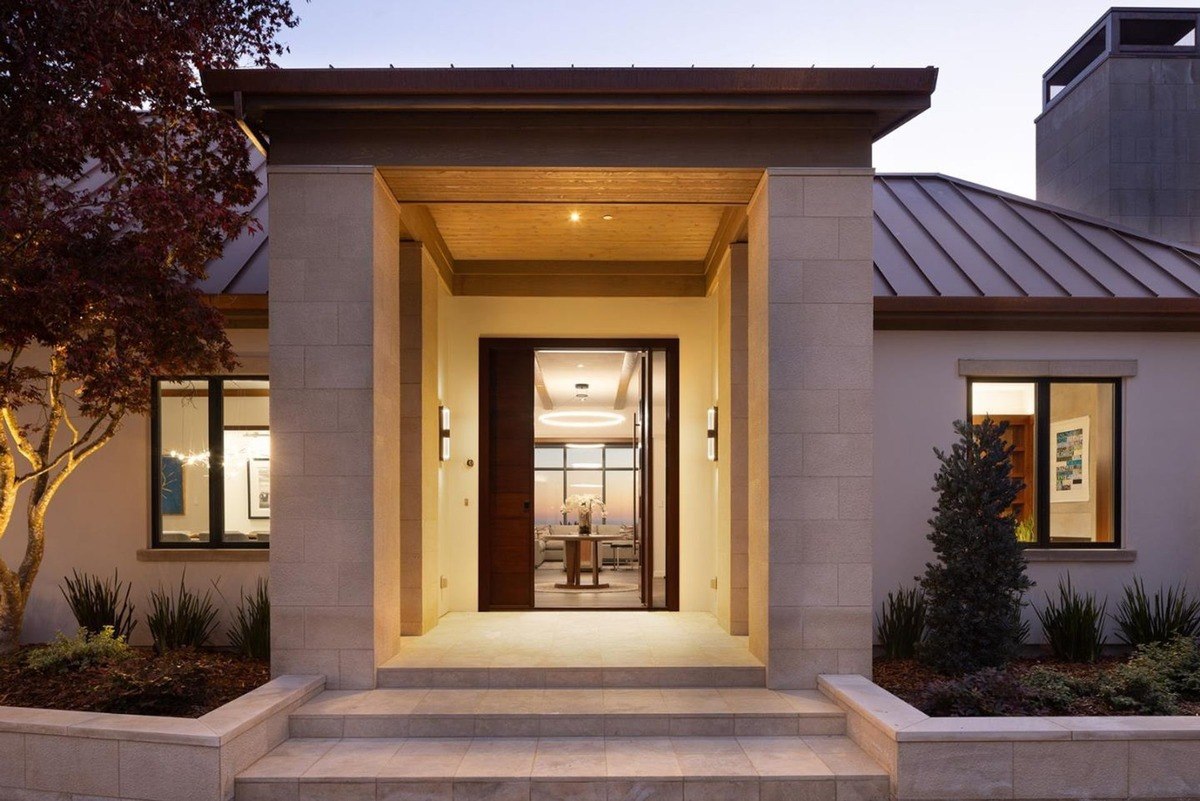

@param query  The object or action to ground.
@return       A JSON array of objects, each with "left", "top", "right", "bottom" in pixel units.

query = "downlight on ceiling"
[
  {"left": 539, "top": 411, "right": 626, "bottom": 428},
  {"left": 568, "top": 211, "right": 581, "bottom": 222}
]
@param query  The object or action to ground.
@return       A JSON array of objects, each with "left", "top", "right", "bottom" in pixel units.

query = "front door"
[{"left": 478, "top": 342, "right": 535, "bottom": 610}]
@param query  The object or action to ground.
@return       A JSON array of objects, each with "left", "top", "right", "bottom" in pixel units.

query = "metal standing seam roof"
[
  {"left": 83, "top": 163, "right": 1200, "bottom": 301},
  {"left": 873, "top": 174, "right": 1200, "bottom": 299}
]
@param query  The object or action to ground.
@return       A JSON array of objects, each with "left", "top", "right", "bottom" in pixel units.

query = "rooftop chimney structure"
[{"left": 1036, "top": 8, "right": 1200, "bottom": 246}]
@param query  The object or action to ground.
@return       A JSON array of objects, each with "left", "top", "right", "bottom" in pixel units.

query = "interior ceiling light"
[
  {"left": 539, "top": 411, "right": 625, "bottom": 428},
  {"left": 568, "top": 211, "right": 581, "bottom": 222},
  {"left": 565, "top": 443, "right": 604, "bottom": 449},
  {"left": 602, "top": 214, "right": 614, "bottom": 221}
]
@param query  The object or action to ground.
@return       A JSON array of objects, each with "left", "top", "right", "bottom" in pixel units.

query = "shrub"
[
  {"left": 60, "top": 569, "right": 137, "bottom": 640},
  {"left": 919, "top": 668, "right": 1030, "bottom": 716},
  {"left": 147, "top": 574, "right": 219, "bottom": 653},
  {"left": 25, "top": 626, "right": 130, "bottom": 673},
  {"left": 227, "top": 579, "right": 270, "bottom": 660},
  {"left": 1099, "top": 635, "right": 1200, "bottom": 714},
  {"left": 877, "top": 585, "right": 927, "bottom": 659},
  {"left": 919, "top": 418, "right": 1033, "bottom": 675},
  {"left": 1112, "top": 577, "right": 1200, "bottom": 647},
  {"left": 1023, "top": 666, "right": 1086, "bottom": 712},
  {"left": 106, "top": 655, "right": 209, "bottom": 715},
  {"left": 1035, "top": 575, "right": 1107, "bottom": 662}
]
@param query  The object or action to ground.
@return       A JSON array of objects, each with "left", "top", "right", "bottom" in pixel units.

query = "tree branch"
[{"left": 0, "top": 408, "right": 39, "bottom": 471}]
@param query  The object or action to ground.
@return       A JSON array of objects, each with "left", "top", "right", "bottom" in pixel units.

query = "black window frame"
[
  {"left": 967, "top": 376, "right": 1123, "bottom": 549},
  {"left": 534, "top": 443, "right": 636, "bottom": 525},
  {"left": 150, "top": 375, "right": 270, "bottom": 549}
]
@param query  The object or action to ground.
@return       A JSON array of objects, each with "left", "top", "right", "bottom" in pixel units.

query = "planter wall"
[
  {"left": 821, "top": 673, "right": 1200, "bottom": 800},
  {"left": 0, "top": 674, "right": 322, "bottom": 801}
]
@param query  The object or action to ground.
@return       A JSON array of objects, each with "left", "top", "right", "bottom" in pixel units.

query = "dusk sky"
[{"left": 272, "top": 1, "right": 1167, "bottom": 199}]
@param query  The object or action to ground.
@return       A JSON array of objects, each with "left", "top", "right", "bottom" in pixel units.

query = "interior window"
[
  {"left": 153, "top": 377, "right": 270, "bottom": 548},
  {"left": 969, "top": 378, "right": 1119, "bottom": 548}
]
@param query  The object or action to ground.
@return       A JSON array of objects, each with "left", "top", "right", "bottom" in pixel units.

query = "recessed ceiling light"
[
  {"left": 602, "top": 214, "right": 614, "bottom": 221},
  {"left": 568, "top": 211, "right": 581, "bottom": 222}
]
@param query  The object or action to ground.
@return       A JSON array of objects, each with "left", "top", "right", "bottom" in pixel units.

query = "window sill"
[
  {"left": 1023, "top": 548, "right": 1136, "bottom": 563},
  {"left": 136, "top": 548, "right": 268, "bottom": 563}
]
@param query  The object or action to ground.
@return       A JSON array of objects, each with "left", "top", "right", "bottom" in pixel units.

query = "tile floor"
[{"left": 383, "top": 612, "right": 762, "bottom": 670}]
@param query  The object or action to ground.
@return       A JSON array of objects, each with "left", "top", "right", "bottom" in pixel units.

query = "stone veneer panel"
[
  {"left": 748, "top": 170, "right": 875, "bottom": 689},
  {"left": 728, "top": 244, "right": 750, "bottom": 637},
  {"left": 398, "top": 242, "right": 441, "bottom": 635},
  {"left": 269, "top": 167, "right": 402, "bottom": 689}
]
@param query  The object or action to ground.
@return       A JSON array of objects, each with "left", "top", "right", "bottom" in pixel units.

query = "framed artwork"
[
  {"left": 160, "top": 455, "right": 185, "bottom": 515},
  {"left": 248, "top": 458, "right": 271, "bottom": 519},
  {"left": 1051, "top": 416, "right": 1090, "bottom": 503}
]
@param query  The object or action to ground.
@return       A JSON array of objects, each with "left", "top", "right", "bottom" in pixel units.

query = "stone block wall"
[
  {"left": 747, "top": 169, "right": 875, "bottom": 689},
  {"left": 269, "top": 167, "right": 402, "bottom": 689}
]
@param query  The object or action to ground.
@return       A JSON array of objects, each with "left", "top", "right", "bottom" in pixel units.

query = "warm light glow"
[
  {"left": 571, "top": 462, "right": 602, "bottom": 469},
  {"left": 602, "top": 214, "right": 614, "bottom": 221},
  {"left": 972, "top": 383, "right": 1036, "bottom": 416},
  {"left": 565, "top": 443, "right": 603, "bottom": 449},
  {"left": 568, "top": 211, "right": 581, "bottom": 222},
  {"left": 439, "top": 405, "right": 451, "bottom": 462},
  {"left": 539, "top": 411, "right": 626, "bottom": 428},
  {"left": 168, "top": 450, "right": 211, "bottom": 468}
]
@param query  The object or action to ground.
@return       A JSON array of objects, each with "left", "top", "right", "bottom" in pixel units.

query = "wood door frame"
[{"left": 478, "top": 337, "right": 681, "bottom": 612}]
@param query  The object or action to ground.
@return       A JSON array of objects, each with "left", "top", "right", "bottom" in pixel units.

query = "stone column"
[
  {"left": 747, "top": 169, "right": 875, "bottom": 689},
  {"left": 399, "top": 242, "right": 440, "bottom": 635},
  {"left": 268, "top": 167, "right": 402, "bottom": 689},
  {"left": 716, "top": 244, "right": 750, "bottom": 636}
]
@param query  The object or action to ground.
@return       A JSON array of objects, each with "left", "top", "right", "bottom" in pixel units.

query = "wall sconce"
[
  {"left": 706, "top": 406, "right": 718, "bottom": 462},
  {"left": 439, "top": 406, "right": 451, "bottom": 462}
]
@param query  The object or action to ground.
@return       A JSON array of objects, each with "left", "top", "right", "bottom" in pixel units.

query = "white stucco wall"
[
  {"left": 2, "top": 329, "right": 270, "bottom": 646},
  {"left": 874, "top": 330, "right": 1200, "bottom": 642}
]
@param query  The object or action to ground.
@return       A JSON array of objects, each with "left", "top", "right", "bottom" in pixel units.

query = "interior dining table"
[{"left": 541, "top": 533, "right": 625, "bottom": 589}]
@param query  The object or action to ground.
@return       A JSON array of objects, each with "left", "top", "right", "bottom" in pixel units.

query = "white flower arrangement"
[{"left": 560, "top": 494, "right": 605, "bottom": 517}]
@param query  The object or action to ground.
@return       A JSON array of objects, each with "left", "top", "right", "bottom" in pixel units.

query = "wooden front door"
[{"left": 479, "top": 342, "right": 535, "bottom": 609}]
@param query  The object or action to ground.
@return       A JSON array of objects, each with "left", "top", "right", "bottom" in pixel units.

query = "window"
[
  {"left": 533, "top": 443, "right": 636, "bottom": 526},
  {"left": 968, "top": 378, "right": 1120, "bottom": 548},
  {"left": 152, "top": 376, "right": 270, "bottom": 548}
]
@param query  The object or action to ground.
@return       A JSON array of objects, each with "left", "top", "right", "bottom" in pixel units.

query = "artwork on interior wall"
[
  {"left": 1051, "top": 415, "right": 1090, "bottom": 503},
  {"left": 248, "top": 458, "right": 271, "bottom": 519},
  {"left": 160, "top": 455, "right": 184, "bottom": 515}
]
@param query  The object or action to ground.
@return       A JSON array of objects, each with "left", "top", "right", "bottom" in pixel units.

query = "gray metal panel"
[{"left": 870, "top": 173, "right": 1200, "bottom": 299}]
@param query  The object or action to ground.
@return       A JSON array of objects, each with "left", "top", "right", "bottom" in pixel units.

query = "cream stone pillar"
[
  {"left": 268, "top": 167, "right": 402, "bottom": 689},
  {"left": 715, "top": 244, "right": 750, "bottom": 636},
  {"left": 747, "top": 169, "right": 875, "bottom": 689},
  {"left": 399, "top": 243, "right": 440, "bottom": 635}
]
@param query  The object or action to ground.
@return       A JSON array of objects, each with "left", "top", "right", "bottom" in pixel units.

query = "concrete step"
[
  {"left": 289, "top": 688, "right": 846, "bottom": 739},
  {"left": 376, "top": 664, "right": 766, "bottom": 689},
  {"left": 235, "top": 734, "right": 889, "bottom": 801}
]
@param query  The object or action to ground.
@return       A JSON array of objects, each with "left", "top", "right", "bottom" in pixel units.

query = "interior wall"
[
  {"left": 1, "top": 330, "right": 269, "bottom": 646},
  {"left": 437, "top": 294, "right": 720, "bottom": 614},
  {"left": 875, "top": 330, "right": 1200, "bottom": 642}
]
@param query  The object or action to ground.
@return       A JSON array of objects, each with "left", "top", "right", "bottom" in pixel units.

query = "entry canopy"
[{"left": 201, "top": 65, "right": 939, "bottom": 143}]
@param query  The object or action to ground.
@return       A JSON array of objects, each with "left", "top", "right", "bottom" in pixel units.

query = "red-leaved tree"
[{"left": 0, "top": 0, "right": 298, "bottom": 651}]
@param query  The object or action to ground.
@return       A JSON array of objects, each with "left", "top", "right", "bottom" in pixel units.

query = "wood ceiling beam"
[
  {"left": 454, "top": 260, "right": 705, "bottom": 276},
  {"left": 398, "top": 204, "right": 457, "bottom": 289},
  {"left": 533, "top": 354, "right": 554, "bottom": 410},
  {"left": 456, "top": 273, "right": 706, "bottom": 297},
  {"left": 703, "top": 207, "right": 748, "bottom": 294},
  {"left": 613, "top": 352, "right": 640, "bottom": 411}
]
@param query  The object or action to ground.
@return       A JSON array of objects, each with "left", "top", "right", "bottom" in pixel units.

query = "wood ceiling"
[{"left": 382, "top": 168, "right": 760, "bottom": 296}]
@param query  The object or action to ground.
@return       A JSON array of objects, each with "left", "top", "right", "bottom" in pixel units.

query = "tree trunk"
[{"left": 0, "top": 567, "right": 26, "bottom": 655}]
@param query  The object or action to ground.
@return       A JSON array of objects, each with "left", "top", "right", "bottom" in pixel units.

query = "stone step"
[
  {"left": 289, "top": 688, "right": 846, "bottom": 739},
  {"left": 235, "top": 734, "right": 889, "bottom": 801},
  {"left": 376, "top": 664, "right": 766, "bottom": 689}
]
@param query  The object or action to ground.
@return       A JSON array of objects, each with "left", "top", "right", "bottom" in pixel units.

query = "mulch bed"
[
  {"left": 874, "top": 656, "right": 1200, "bottom": 716},
  {"left": 0, "top": 646, "right": 269, "bottom": 718}
]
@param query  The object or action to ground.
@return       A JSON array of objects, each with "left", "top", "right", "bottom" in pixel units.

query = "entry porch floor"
[{"left": 379, "top": 612, "right": 764, "bottom": 688}]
